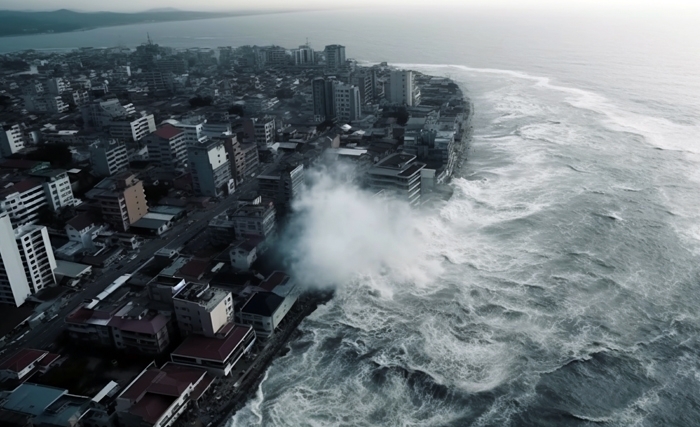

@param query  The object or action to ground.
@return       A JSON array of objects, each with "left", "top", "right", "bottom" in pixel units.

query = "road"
[{"left": 8, "top": 162, "right": 274, "bottom": 353}]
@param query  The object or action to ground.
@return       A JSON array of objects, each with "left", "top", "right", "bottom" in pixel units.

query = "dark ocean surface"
[{"left": 5, "top": 7, "right": 700, "bottom": 426}]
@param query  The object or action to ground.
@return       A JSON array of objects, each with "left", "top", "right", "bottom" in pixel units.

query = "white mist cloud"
[{"left": 283, "top": 161, "right": 442, "bottom": 296}]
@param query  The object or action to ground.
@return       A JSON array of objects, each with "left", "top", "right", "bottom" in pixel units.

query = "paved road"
[{"left": 8, "top": 163, "right": 273, "bottom": 352}]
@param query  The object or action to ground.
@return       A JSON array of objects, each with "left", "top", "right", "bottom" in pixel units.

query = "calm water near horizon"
[{"left": 6, "top": 7, "right": 700, "bottom": 426}]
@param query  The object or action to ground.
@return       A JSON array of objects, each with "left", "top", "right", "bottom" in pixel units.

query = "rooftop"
[
  {"left": 173, "top": 282, "right": 229, "bottom": 311},
  {"left": 153, "top": 124, "right": 183, "bottom": 140},
  {"left": 1, "top": 383, "right": 66, "bottom": 416},
  {"left": 240, "top": 292, "right": 284, "bottom": 317},
  {"left": 375, "top": 153, "right": 416, "bottom": 169},
  {"left": 171, "top": 324, "right": 253, "bottom": 362},
  {"left": 0, "top": 348, "right": 47, "bottom": 373}
]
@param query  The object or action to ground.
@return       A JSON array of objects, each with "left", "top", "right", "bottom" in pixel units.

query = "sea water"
[{"left": 4, "top": 6, "right": 700, "bottom": 425}]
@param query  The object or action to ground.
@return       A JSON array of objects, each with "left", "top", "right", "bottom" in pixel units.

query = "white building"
[
  {"left": 82, "top": 99, "right": 136, "bottom": 129},
  {"left": 187, "top": 139, "right": 233, "bottom": 198},
  {"left": 0, "top": 124, "right": 26, "bottom": 158},
  {"left": 292, "top": 45, "right": 315, "bottom": 65},
  {"left": 46, "top": 77, "right": 69, "bottom": 95},
  {"left": 144, "top": 124, "right": 188, "bottom": 170},
  {"left": 0, "top": 179, "right": 47, "bottom": 226},
  {"left": 230, "top": 199, "right": 276, "bottom": 239},
  {"left": 89, "top": 139, "right": 129, "bottom": 177},
  {"left": 237, "top": 272, "right": 299, "bottom": 338},
  {"left": 389, "top": 69, "right": 420, "bottom": 107},
  {"left": 29, "top": 169, "right": 75, "bottom": 211},
  {"left": 109, "top": 114, "right": 156, "bottom": 142},
  {"left": 0, "top": 214, "right": 57, "bottom": 306},
  {"left": 367, "top": 153, "right": 426, "bottom": 207},
  {"left": 333, "top": 82, "right": 361, "bottom": 123},
  {"left": 173, "top": 282, "right": 234, "bottom": 338}
]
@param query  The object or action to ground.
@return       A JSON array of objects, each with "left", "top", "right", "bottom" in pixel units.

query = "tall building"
[
  {"left": 173, "top": 282, "right": 234, "bottom": 337},
  {"left": 0, "top": 214, "right": 57, "bottom": 307},
  {"left": 81, "top": 98, "right": 137, "bottom": 129},
  {"left": 0, "top": 124, "right": 25, "bottom": 158},
  {"left": 324, "top": 44, "right": 346, "bottom": 70},
  {"left": 352, "top": 71, "right": 375, "bottom": 105},
  {"left": 223, "top": 136, "right": 259, "bottom": 183},
  {"left": 264, "top": 46, "right": 289, "bottom": 66},
  {"left": 0, "top": 179, "right": 47, "bottom": 226},
  {"left": 145, "top": 124, "right": 188, "bottom": 170},
  {"left": 86, "top": 173, "right": 148, "bottom": 231},
  {"left": 367, "top": 153, "right": 426, "bottom": 207},
  {"left": 312, "top": 78, "right": 336, "bottom": 122},
  {"left": 187, "top": 139, "right": 233, "bottom": 197},
  {"left": 389, "top": 70, "right": 420, "bottom": 106},
  {"left": 333, "top": 82, "right": 361, "bottom": 123},
  {"left": 230, "top": 198, "right": 276, "bottom": 239},
  {"left": 109, "top": 114, "right": 156, "bottom": 142},
  {"left": 143, "top": 70, "right": 175, "bottom": 93},
  {"left": 89, "top": 138, "right": 129, "bottom": 177},
  {"left": 45, "top": 77, "right": 69, "bottom": 95},
  {"left": 257, "top": 162, "right": 304, "bottom": 215},
  {"left": 292, "top": 45, "right": 315, "bottom": 65},
  {"left": 28, "top": 169, "right": 75, "bottom": 211},
  {"left": 243, "top": 117, "right": 276, "bottom": 148}
]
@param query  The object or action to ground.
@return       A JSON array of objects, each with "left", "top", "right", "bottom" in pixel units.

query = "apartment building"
[
  {"left": 0, "top": 179, "right": 47, "bottom": 226},
  {"left": 243, "top": 117, "right": 275, "bottom": 148},
  {"left": 81, "top": 98, "right": 137, "bottom": 129},
  {"left": 367, "top": 153, "right": 426, "bottom": 207},
  {"left": 144, "top": 124, "right": 188, "bottom": 170},
  {"left": 173, "top": 283, "right": 234, "bottom": 338},
  {"left": 257, "top": 162, "right": 304, "bottom": 215},
  {"left": 89, "top": 138, "right": 129, "bottom": 177},
  {"left": 187, "top": 139, "right": 233, "bottom": 197},
  {"left": 109, "top": 114, "right": 156, "bottom": 142},
  {"left": 28, "top": 169, "right": 75, "bottom": 211},
  {"left": 0, "top": 214, "right": 57, "bottom": 306},
  {"left": 86, "top": 173, "right": 148, "bottom": 231},
  {"left": 324, "top": 44, "right": 346, "bottom": 70},
  {"left": 312, "top": 77, "right": 336, "bottom": 122},
  {"left": 230, "top": 198, "right": 276, "bottom": 239},
  {"left": 389, "top": 69, "right": 421, "bottom": 107},
  {"left": 333, "top": 81, "right": 361, "bottom": 123},
  {"left": 0, "top": 124, "right": 25, "bottom": 157}
]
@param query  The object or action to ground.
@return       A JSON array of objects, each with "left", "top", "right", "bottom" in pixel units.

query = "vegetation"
[
  {"left": 188, "top": 95, "right": 213, "bottom": 108},
  {"left": 25, "top": 144, "right": 72, "bottom": 167},
  {"left": 228, "top": 104, "right": 245, "bottom": 117}
]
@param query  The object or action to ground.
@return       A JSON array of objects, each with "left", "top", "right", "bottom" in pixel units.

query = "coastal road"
[{"left": 8, "top": 161, "right": 276, "bottom": 352}]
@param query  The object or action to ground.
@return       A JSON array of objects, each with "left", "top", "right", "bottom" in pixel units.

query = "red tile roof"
[
  {"left": 107, "top": 314, "right": 169, "bottom": 335},
  {"left": 259, "top": 271, "right": 289, "bottom": 292},
  {"left": 0, "top": 348, "right": 47, "bottom": 373},
  {"left": 120, "top": 363, "right": 208, "bottom": 403},
  {"left": 177, "top": 259, "right": 210, "bottom": 279},
  {"left": 171, "top": 324, "right": 252, "bottom": 362},
  {"left": 153, "top": 124, "right": 183, "bottom": 140},
  {"left": 130, "top": 393, "right": 175, "bottom": 425},
  {"left": 36, "top": 353, "right": 60, "bottom": 368}
]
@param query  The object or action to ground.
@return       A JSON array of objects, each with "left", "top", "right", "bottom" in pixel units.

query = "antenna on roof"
[{"left": 147, "top": 33, "right": 153, "bottom": 45}]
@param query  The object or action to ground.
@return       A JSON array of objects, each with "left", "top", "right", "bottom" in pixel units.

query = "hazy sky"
[{"left": 2, "top": 0, "right": 699, "bottom": 13}]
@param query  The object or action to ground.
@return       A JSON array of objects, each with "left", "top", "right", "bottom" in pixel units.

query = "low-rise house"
[
  {"left": 0, "top": 348, "right": 59, "bottom": 383},
  {"left": 170, "top": 324, "right": 255, "bottom": 377},
  {"left": 115, "top": 362, "right": 214, "bottom": 427}
]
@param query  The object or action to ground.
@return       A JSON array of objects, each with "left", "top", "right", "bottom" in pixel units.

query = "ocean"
[{"left": 5, "top": 6, "right": 700, "bottom": 425}]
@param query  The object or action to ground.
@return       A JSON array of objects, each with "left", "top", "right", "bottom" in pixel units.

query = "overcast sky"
[{"left": 2, "top": 0, "right": 699, "bottom": 13}]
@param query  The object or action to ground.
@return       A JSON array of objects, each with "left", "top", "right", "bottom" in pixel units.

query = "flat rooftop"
[
  {"left": 375, "top": 153, "right": 417, "bottom": 169},
  {"left": 173, "top": 282, "right": 229, "bottom": 311},
  {"left": 171, "top": 324, "right": 252, "bottom": 362}
]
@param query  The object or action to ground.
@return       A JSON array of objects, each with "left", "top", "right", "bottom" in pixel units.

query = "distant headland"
[{"left": 0, "top": 9, "right": 301, "bottom": 38}]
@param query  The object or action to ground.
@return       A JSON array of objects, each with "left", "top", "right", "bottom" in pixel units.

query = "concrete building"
[
  {"left": 28, "top": 169, "right": 75, "bottom": 211},
  {"left": 86, "top": 173, "right": 148, "bottom": 231},
  {"left": 143, "top": 70, "right": 175, "bottom": 93},
  {"left": 170, "top": 324, "right": 255, "bottom": 377},
  {"left": 116, "top": 362, "right": 213, "bottom": 427},
  {"left": 230, "top": 198, "right": 276, "bottom": 239},
  {"left": 257, "top": 162, "right": 304, "bottom": 215},
  {"left": 89, "top": 139, "right": 129, "bottom": 177},
  {"left": 173, "top": 282, "right": 234, "bottom": 337},
  {"left": 367, "top": 153, "right": 426, "bottom": 207},
  {"left": 264, "top": 45, "right": 289, "bottom": 66},
  {"left": 243, "top": 117, "right": 275, "bottom": 148},
  {"left": 109, "top": 114, "right": 156, "bottom": 142},
  {"left": 312, "top": 77, "right": 336, "bottom": 122},
  {"left": 65, "top": 275, "right": 174, "bottom": 354},
  {"left": 292, "top": 45, "right": 315, "bottom": 65},
  {"left": 81, "top": 98, "right": 137, "bottom": 129},
  {"left": 45, "top": 77, "right": 69, "bottom": 94},
  {"left": 187, "top": 139, "right": 233, "bottom": 197},
  {"left": 0, "top": 179, "right": 47, "bottom": 226},
  {"left": 0, "top": 214, "right": 57, "bottom": 307},
  {"left": 0, "top": 348, "right": 59, "bottom": 382},
  {"left": 0, "top": 124, "right": 25, "bottom": 158},
  {"left": 389, "top": 70, "right": 421, "bottom": 107},
  {"left": 145, "top": 124, "right": 188, "bottom": 170},
  {"left": 333, "top": 82, "right": 361, "bottom": 123},
  {"left": 324, "top": 44, "right": 346, "bottom": 70}
]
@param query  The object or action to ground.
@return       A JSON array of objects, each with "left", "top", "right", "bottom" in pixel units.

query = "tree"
[
  {"left": 188, "top": 95, "right": 213, "bottom": 108},
  {"left": 228, "top": 104, "right": 245, "bottom": 117},
  {"left": 26, "top": 144, "right": 73, "bottom": 167}
]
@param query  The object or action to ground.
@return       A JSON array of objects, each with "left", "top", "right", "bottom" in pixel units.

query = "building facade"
[
  {"left": 29, "top": 169, "right": 75, "bottom": 211},
  {"left": 0, "top": 179, "right": 47, "bottom": 226},
  {"left": 367, "top": 153, "right": 426, "bottom": 207},
  {"left": 89, "top": 139, "right": 129, "bottom": 177},
  {"left": 389, "top": 70, "right": 421, "bottom": 107},
  {"left": 324, "top": 44, "right": 346, "bottom": 70},
  {"left": 173, "top": 283, "right": 234, "bottom": 338},
  {"left": 0, "top": 214, "right": 57, "bottom": 306},
  {"left": 0, "top": 124, "right": 25, "bottom": 158},
  {"left": 145, "top": 124, "right": 189, "bottom": 170},
  {"left": 87, "top": 173, "right": 148, "bottom": 231},
  {"left": 187, "top": 139, "right": 233, "bottom": 197},
  {"left": 333, "top": 82, "right": 361, "bottom": 123}
]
